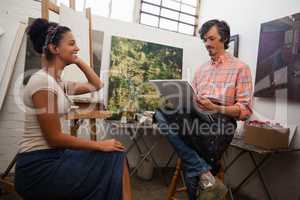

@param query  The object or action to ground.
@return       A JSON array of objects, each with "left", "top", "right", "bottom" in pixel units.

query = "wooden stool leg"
[
  {"left": 167, "top": 156, "right": 231, "bottom": 200},
  {"left": 167, "top": 159, "right": 182, "bottom": 200},
  {"left": 216, "top": 163, "right": 225, "bottom": 182}
]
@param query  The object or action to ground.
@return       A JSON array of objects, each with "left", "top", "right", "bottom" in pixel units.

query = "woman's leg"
[{"left": 122, "top": 160, "right": 132, "bottom": 200}]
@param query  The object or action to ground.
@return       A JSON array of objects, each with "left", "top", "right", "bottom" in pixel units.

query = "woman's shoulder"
[{"left": 24, "top": 70, "right": 59, "bottom": 95}]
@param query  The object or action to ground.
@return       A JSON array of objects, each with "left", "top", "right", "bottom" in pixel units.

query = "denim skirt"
[{"left": 15, "top": 149, "right": 125, "bottom": 200}]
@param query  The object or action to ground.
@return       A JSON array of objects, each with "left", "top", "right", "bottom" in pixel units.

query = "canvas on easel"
[
  {"left": 0, "top": 19, "right": 26, "bottom": 110},
  {"left": 59, "top": 4, "right": 90, "bottom": 83},
  {"left": 0, "top": 25, "right": 4, "bottom": 37},
  {"left": 41, "top": 0, "right": 95, "bottom": 99}
]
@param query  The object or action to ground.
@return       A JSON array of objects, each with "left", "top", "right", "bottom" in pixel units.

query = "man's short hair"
[{"left": 199, "top": 19, "right": 231, "bottom": 50}]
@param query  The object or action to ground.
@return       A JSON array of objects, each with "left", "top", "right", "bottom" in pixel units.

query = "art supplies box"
[{"left": 243, "top": 121, "right": 297, "bottom": 149}]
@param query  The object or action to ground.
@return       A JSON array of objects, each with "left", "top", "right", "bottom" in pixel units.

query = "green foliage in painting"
[{"left": 108, "top": 36, "right": 183, "bottom": 114}]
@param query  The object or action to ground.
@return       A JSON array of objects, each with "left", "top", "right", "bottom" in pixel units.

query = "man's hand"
[{"left": 196, "top": 97, "right": 219, "bottom": 112}]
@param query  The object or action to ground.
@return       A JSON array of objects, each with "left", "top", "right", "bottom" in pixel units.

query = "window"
[
  {"left": 56, "top": 0, "right": 70, "bottom": 7},
  {"left": 139, "top": 0, "right": 200, "bottom": 35},
  {"left": 55, "top": 0, "right": 135, "bottom": 22}
]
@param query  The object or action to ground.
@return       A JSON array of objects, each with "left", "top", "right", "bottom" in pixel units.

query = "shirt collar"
[{"left": 210, "top": 52, "right": 231, "bottom": 66}]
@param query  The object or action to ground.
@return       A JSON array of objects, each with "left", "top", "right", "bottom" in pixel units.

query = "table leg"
[
  {"left": 140, "top": 136, "right": 160, "bottom": 168},
  {"left": 165, "top": 151, "right": 176, "bottom": 168},
  {"left": 130, "top": 141, "right": 160, "bottom": 176},
  {"left": 126, "top": 135, "right": 140, "bottom": 153},
  {"left": 233, "top": 153, "right": 272, "bottom": 196},
  {"left": 132, "top": 136, "right": 144, "bottom": 154},
  {"left": 126, "top": 128, "right": 144, "bottom": 154},
  {"left": 249, "top": 152, "right": 273, "bottom": 200},
  {"left": 225, "top": 150, "right": 247, "bottom": 172}
]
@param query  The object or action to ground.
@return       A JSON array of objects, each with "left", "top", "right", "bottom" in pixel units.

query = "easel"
[
  {"left": 0, "top": 0, "right": 110, "bottom": 194},
  {"left": 41, "top": 0, "right": 112, "bottom": 140}
]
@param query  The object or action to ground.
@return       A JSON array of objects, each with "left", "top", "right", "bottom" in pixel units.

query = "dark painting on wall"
[
  {"left": 108, "top": 36, "right": 183, "bottom": 113},
  {"left": 254, "top": 13, "right": 300, "bottom": 101},
  {"left": 23, "top": 18, "right": 104, "bottom": 84},
  {"left": 23, "top": 18, "right": 41, "bottom": 85},
  {"left": 92, "top": 30, "right": 104, "bottom": 75},
  {"left": 228, "top": 35, "right": 239, "bottom": 57}
]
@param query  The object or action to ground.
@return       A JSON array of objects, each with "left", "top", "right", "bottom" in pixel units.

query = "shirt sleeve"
[
  {"left": 28, "top": 74, "right": 59, "bottom": 97},
  {"left": 192, "top": 66, "right": 201, "bottom": 93},
  {"left": 234, "top": 65, "right": 253, "bottom": 120}
]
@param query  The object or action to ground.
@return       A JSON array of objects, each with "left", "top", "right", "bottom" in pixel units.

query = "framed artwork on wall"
[
  {"left": 92, "top": 30, "right": 104, "bottom": 75},
  {"left": 254, "top": 12, "right": 300, "bottom": 101},
  {"left": 23, "top": 18, "right": 41, "bottom": 85},
  {"left": 108, "top": 36, "right": 183, "bottom": 114},
  {"left": 228, "top": 34, "right": 239, "bottom": 57}
]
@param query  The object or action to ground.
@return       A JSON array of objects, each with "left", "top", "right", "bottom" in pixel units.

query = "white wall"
[{"left": 199, "top": 0, "right": 300, "bottom": 199}]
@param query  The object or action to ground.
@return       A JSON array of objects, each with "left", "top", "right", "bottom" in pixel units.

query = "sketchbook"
[{"left": 149, "top": 79, "right": 214, "bottom": 122}]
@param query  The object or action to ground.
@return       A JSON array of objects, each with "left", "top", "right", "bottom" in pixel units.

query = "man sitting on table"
[{"left": 155, "top": 19, "right": 253, "bottom": 200}]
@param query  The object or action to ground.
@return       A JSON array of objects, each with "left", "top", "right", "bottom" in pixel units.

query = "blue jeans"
[{"left": 155, "top": 110, "right": 211, "bottom": 200}]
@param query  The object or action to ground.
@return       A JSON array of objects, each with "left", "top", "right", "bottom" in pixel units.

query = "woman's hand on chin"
[
  {"left": 73, "top": 56, "right": 83, "bottom": 65},
  {"left": 74, "top": 57, "right": 90, "bottom": 70}
]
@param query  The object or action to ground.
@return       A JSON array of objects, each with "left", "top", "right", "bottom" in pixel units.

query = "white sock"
[{"left": 200, "top": 171, "right": 216, "bottom": 188}]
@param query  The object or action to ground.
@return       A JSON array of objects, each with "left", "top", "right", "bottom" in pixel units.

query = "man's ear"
[
  {"left": 48, "top": 44, "right": 59, "bottom": 55},
  {"left": 221, "top": 36, "right": 228, "bottom": 43}
]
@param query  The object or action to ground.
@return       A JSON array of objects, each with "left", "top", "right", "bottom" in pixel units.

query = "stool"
[
  {"left": 167, "top": 158, "right": 188, "bottom": 200},
  {"left": 167, "top": 158, "right": 231, "bottom": 200}
]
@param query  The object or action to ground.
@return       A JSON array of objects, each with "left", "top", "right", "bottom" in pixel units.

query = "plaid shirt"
[{"left": 192, "top": 52, "right": 253, "bottom": 120}]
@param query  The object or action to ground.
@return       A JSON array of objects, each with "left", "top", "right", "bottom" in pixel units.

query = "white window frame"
[{"left": 137, "top": 0, "right": 201, "bottom": 36}]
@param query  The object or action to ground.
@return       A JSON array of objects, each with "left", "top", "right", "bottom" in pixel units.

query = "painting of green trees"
[{"left": 108, "top": 36, "right": 182, "bottom": 114}]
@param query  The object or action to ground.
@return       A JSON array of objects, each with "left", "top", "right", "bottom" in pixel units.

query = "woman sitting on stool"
[{"left": 15, "top": 18, "right": 131, "bottom": 200}]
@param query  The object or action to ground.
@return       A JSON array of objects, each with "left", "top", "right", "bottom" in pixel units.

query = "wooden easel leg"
[
  {"left": 90, "top": 118, "right": 97, "bottom": 141},
  {"left": 1, "top": 155, "right": 17, "bottom": 179},
  {"left": 0, "top": 154, "right": 17, "bottom": 193},
  {"left": 70, "top": 119, "right": 79, "bottom": 137}
]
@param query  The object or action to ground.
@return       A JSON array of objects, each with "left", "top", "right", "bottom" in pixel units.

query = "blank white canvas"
[
  {"left": 0, "top": 25, "right": 4, "bottom": 37},
  {"left": 0, "top": 19, "right": 19, "bottom": 84},
  {"left": 59, "top": 5, "right": 90, "bottom": 84},
  {"left": 0, "top": 18, "right": 26, "bottom": 110}
]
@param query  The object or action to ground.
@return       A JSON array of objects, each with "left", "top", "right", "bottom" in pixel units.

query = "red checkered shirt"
[{"left": 192, "top": 52, "right": 253, "bottom": 120}]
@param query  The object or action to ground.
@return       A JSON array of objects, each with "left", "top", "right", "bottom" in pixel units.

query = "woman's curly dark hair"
[{"left": 27, "top": 18, "right": 71, "bottom": 60}]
